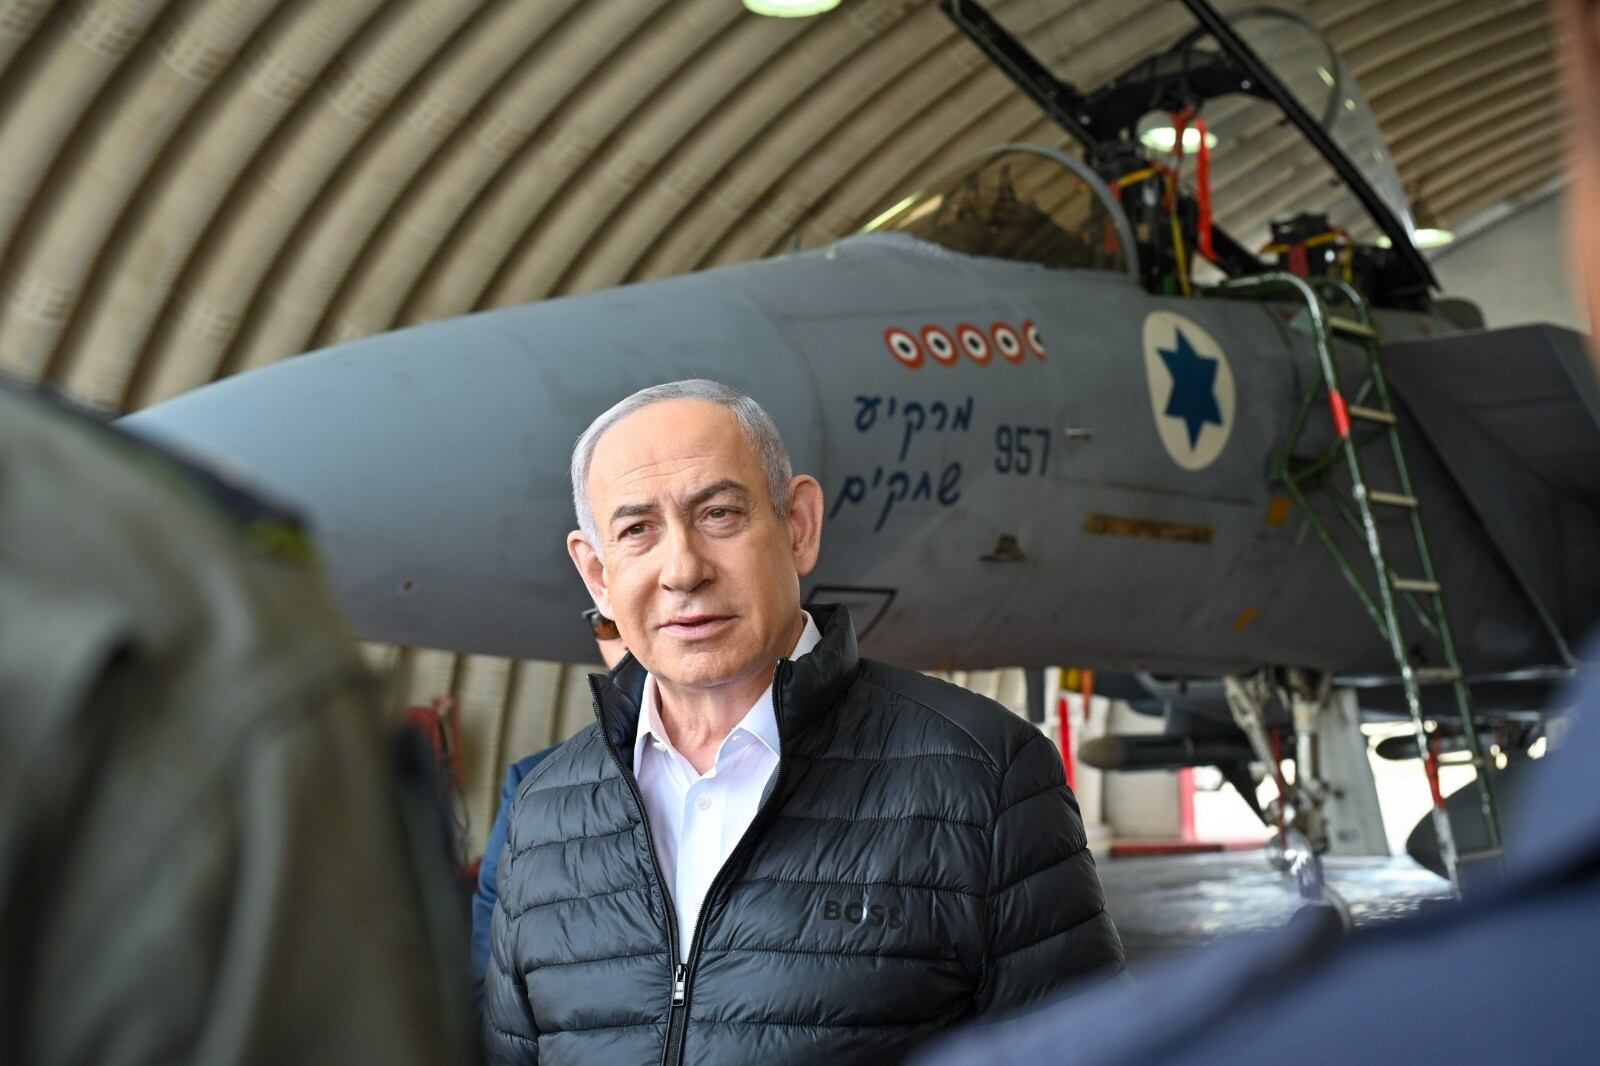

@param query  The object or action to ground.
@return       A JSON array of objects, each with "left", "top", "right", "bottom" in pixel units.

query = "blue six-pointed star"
[{"left": 1158, "top": 328, "right": 1224, "bottom": 449}]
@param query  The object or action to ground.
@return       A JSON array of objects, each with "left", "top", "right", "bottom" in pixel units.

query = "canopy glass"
[{"left": 864, "top": 145, "right": 1130, "bottom": 274}]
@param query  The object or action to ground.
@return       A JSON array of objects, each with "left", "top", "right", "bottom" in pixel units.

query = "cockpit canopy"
[{"left": 863, "top": 145, "right": 1131, "bottom": 276}]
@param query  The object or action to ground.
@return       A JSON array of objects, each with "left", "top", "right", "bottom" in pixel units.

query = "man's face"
[{"left": 568, "top": 400, "right": 822, "bottom": 694}]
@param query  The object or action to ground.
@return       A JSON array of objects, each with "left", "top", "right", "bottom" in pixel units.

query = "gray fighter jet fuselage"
[
  {"left": 120, "top": 0, "right": 1600, "bottom": 885},
  {"left": 125, "top": 0, "right": 1600, "bottom": 740},
  {"left": 124, "top": 179, "right": 1598, "bottom": 707}
]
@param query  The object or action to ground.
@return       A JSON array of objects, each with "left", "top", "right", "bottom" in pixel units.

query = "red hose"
[{"left": 1195, "top": 115, "right": 1214, "bottom": 260}]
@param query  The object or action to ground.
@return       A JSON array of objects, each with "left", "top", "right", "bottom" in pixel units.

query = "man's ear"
[
  {"left": 567, "top": 531, "right": 612, "bottom": 617},
  {"left": 784, "top": 475, "right": 824, "bottom": 577}
]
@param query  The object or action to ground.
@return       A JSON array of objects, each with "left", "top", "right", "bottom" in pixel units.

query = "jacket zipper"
[
  {"left": 588, "top": 676, "right": 684, "bottom": 1066},
  {"left": 664, "top": 660, "right": 793, "bottom": 1066}
]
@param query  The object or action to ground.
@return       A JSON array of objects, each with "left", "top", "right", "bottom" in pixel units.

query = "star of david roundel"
[{"left": 1141, "top": 311, "right": 1236, "bottom": 471}]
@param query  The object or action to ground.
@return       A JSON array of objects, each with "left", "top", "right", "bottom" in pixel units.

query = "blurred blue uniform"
[
  {"left": 914, "top": 659, "right": 1600, "bottom": 1066},
  {"left": 471, "top": 746, "right": 558, "bottom": 1013}
]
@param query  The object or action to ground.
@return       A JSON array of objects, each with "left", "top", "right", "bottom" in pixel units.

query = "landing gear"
[{"left": 1225, "top": 669, "right": 1381, "bottom": 924}]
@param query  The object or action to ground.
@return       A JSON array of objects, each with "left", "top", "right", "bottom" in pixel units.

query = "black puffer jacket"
[{"left": 485, "top": 606, "right": 1122, "bottom": 1065}]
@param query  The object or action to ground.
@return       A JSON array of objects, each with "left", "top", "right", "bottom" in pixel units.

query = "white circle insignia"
[
  {"left": 922, "top": 325, "right": 958, "bottom": 365},
  {"left": 1140, "top": 311, "right": 1236, "bottom": 471},
  {"left": 1023, "top": 319, "right": 1046, "bottom": 359},
  {"left": 957, "top": 323, "right": 990, "bottom": 364},
  {"left": 992, "top": 322, "right": 1023, "bottom": 363},
  {"left": 885, "top": 327, "right": 923, "bottom": 368}
]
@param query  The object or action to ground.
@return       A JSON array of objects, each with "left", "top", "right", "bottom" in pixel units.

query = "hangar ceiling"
[{"left": 0, "top": 0, "right": 1561, "bottom": 412}]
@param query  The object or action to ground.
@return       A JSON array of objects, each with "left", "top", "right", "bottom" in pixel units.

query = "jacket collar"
[{"left": 592, "top": 603, "right": 859, "bottom": 760}]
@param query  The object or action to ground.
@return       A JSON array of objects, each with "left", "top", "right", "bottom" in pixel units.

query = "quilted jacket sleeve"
[
  {"left": 484, "top": 825, "right": 541, "bottom": 1064},
  {"left": 979, "top": 730, "right": 1124, "bottom": 1013}
]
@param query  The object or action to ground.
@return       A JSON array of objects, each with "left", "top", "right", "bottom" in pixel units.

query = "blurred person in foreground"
[
  {"left": 0, "top": 383, "right": 471, "bottom": 1066},
  {"left": 913, "top": 5, "right": 1600, "bottom": 1062},
  {"left": 484, "top": 380, "right": 1122, "bottom": 1065},
  {"left": 470, "top": 610, "right": 629, "bottom": 1013}
]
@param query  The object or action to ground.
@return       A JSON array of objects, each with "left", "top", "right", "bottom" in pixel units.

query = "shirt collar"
[{"left": 632, "top": 610, "right": 821, "bottom": 771}]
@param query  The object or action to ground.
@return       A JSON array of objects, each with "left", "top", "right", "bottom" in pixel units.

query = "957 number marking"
[{"left": 995, "top": 425, "right": 1050, "bottom": 476}]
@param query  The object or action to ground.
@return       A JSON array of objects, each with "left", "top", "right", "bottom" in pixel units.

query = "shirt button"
[{"left": 697, "top": 796, "right": 712, "bottom": 812}]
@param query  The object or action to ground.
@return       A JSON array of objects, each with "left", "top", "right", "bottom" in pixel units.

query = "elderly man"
[{"left": 485, "top": 379, "right": 1121, "bottom": 1065}]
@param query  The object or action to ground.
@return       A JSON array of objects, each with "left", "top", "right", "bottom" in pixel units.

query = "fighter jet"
[{"left": 125, "top": 0, "right": 1598, "bottom": 891}]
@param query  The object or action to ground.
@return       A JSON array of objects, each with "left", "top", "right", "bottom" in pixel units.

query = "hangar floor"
[{"left": 1100, "top": 853, "right": 1453, "bottom": 969}]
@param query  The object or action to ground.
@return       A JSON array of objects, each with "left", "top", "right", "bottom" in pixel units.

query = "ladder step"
[
  {"left": 1368, "top": 490, "right": 1418, "bottom": 509},
  {"left": 1413, "top": 666, "right": 1460, "bottom": 682},
  {"left": 1349, "top": 405, "right": 1397, "bottom": 425},
  {"left": 1330, "top": 315, "right": 1379, "bottom": 340},
  {"left": 1394, "top": 577, "right": 1441, "bottom": 594}
]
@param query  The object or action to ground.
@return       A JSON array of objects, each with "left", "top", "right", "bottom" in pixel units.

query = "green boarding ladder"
[{"left": 1207, "top": 272, "right": 1503, "bottom": 897}]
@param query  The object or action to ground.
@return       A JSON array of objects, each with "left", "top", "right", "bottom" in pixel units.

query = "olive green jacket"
[{"left": 0, "top": 387, "right": 470, "bottom": 1066}]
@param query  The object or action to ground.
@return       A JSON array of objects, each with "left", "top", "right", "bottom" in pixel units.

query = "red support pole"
[
  {"left": 1057, "top": 695, "right": 1076, "bottom": 791},
  {"left": 1178, "top": 768, "right": 1197, "bottom": 841},
  {"left": 1425, "top": 736, "right": 1446, "bottom": 810}
]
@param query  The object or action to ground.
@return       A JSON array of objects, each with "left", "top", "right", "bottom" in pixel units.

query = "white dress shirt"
[{"left": 632, "top": 611, "right": 822, "bottom": 962}]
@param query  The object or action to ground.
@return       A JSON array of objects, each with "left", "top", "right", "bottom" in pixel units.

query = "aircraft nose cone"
[{"left": 121, "top": 274, "right": 820, "bottom": 661}]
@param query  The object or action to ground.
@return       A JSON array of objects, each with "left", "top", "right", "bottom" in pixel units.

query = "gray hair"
[{"left": 571, "top": 380, "right": 793, "bottom": 556}]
